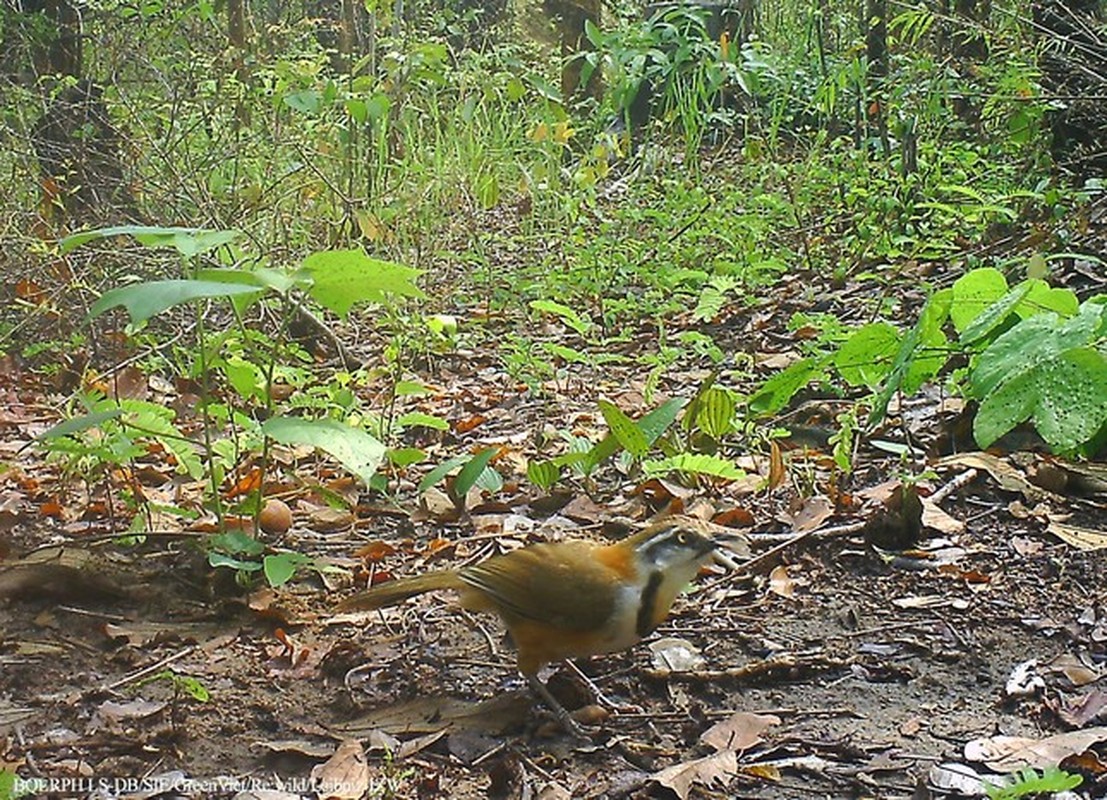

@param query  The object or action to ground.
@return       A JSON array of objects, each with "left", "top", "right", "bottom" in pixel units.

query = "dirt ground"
[{"left": 2, "top": 481, "right": 1105, "bottom": 799}]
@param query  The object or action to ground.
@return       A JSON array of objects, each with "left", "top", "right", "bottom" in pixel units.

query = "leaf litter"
[{"left": 1, "top": 193, "right": 1107, "bottom": 800}]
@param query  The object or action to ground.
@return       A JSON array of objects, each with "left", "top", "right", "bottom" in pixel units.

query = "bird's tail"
[{"left": 335, "top": 571, "right": 464, "bottom": 612}]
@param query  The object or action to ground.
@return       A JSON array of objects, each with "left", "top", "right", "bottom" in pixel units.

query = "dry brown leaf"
[
  {"left": 920, "top": 496, "right": 964, "bottom": 534},
  {"left": 651, "top": 750, "right": 738, "bottom": 800},
  {"left": 782, "top": 495, "right": 833, "bottom": 532},
  {"left": 1047, "top": 520, "right": 1107, "bottom": 550},
  {"left": 310, "top": 739, "right": 370, "bottom": 800},
  {"left": 536, "top": 782, "right": 573, "bottom": 800},
  {"left": 964, "top": 726, "right": 1107, "bottom": 771},
  {"left": 768, "top": 565, "right": 795, "bottom": 598},
  {"left": 938, "top": 452, "right": 1048, "bottom": 503},
  {"left": 1045, "top": 654, "right": 1103, "bottom": 687},
  {"left": 767, "top": 440, "right": 785, "bottom": 490},
  {"left": 700, "top": 711, "right": 781, "bottom": 752}
]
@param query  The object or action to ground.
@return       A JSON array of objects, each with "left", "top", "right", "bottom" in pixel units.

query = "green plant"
[
  {"left": 138, "top": 669, "right": 211, "bottom": 703},
  {"left": 748, "top": 264, "right": 1107, "bottom": 458},
  {"left": 984, "top": 766, "right": 1082, "bottom": 800},
  {"left": 581, "top": 6, "right": 741, "bottom": 152}
]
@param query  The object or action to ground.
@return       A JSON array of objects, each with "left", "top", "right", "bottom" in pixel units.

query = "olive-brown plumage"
[{"left": 337, "top": 521, "right": 716, "bottom": 732}]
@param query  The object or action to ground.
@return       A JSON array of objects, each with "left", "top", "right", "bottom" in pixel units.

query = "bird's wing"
[{"left": 458, "top": 542, "right": 617, "bottom": 631}]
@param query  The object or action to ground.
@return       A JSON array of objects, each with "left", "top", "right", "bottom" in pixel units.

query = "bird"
[{"left": 336, "top": 520, "right": 718, "bottom": 734}]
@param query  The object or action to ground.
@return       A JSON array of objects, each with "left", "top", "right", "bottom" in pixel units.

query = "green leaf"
[
  {"left": 950, "top": 267, "right": 1008, "bottom": 333},
  {"left": 264, "top": 553, "right": 312, "bottom": 587},
  {"left": 302, "top": 249, "right": 424, "bottom": 317},
  {"left": 454, "top": 448, "right": 498, "bottom": 500},
  {"left": 695, "top": 387, "right": 736, "bottom": 438},
  {"left": 638, "top": 397, "right": 687, "bottom": 442},
  {"left": 834, "top": 323, "right": 899, "bottom": 389},
  {"left": 418, "top": 454, "right": 468, "bottom": 494},
  {"left": 261, "top": 417, "right": 386, "bottom": 487},
  {"left": 1030, "top": 347, "right": 1107, "bottom": 453},
  {"left": 749, "top": 358, "right": 823, "bottom": 416},
  {"left": 904, "top": 293, "right": 952, "bottom": 394},
  {"left": 1018, "top": 280, "right": 1079, "bottom": 319},
  {"left": 394, "top": 380, "right": 432, "bottom": 397},
  {"left": 284, "top": 89, "right": 322, "bottom": 113},
  {"left": 395, "top": 411, "right": 449, "bottom": 431},
  {"left": 598, "top": 400, "right": 649, "bottom": 458},
  {"left": 210, "top": 530, "right": 265, "bottom": 556},
  {"left": 960, "top": 281, "right": 1033, "bottom": 346},
  {"left": 529, "top": 299, "right": 591, "bottom": 336},
  {"left": 970, "top": 304, "right": 1101, "bottom": 399},
  {"left": 544, "top": 342, "right": 590, "bottom": 363},
  {"left": 387, "top": 447, "right": 426, "bottom": 467},
  {"left": 60, "top": 225, "right": 238, "bottom": 256},
  {"left": 527, "top": 460, "right": 561, "bottom": 491},
  {"left": 36, "top": 408, "right": 123, "bottom": 440},
  {"left": 172, "top": 674, "right": 210, "bottom": 702},
  {"left": 208, "top": 551, "right": 263, "bottom": 572},
  {"left": 584, "top": 397, "right": 686, "bottom": 473},
  {"left": 643, "top": 453, "right": 745, "bottom": 480},
  {"left": 90, "top": 280, "right": 264, "bottom": 324}
]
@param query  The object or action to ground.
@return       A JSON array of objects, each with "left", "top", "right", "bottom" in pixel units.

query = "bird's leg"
[
  {"left": 562, "top": 660, "right": 643, "bottom": 714},
  {"left": 526, "top": 674, "right": 590, "bottom": 739}
]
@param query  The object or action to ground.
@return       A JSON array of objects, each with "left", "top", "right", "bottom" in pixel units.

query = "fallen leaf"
[
  {"left": 700, "top": 712, "right": 781, "bottom": 752},
  {"left": 964, "top": 726, "right": 1107, "bottom": 772},
  {"left": 649, "top": 637, "right": 705, "bottom": 672},
  {"left": 1047, "top": 520, "right": 1107, "bottom": 550},
  {"left": 768, "top": 565, "right": 795, "bottom": 598},
  {"left": 310, "top": 739, "right": 370, "bottom": 800},
  {"left": 651, "top": 751, "right": 738, "bottom": 800}
]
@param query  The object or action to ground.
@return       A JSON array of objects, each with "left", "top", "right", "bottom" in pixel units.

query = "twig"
[{"left": 100, "top": 645, "right": 198, "bottom": 692}]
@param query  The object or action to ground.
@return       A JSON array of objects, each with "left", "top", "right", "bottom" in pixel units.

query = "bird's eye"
[{"left": 676, "top": 531, "right": 689, "bottom": 545}]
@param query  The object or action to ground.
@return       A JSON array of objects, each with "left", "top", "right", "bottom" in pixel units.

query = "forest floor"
[{"left": 2, "top": 185, "right": 1107, "bottom": 800}]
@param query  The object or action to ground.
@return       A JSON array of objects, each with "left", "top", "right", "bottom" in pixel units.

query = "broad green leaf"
[
  {"left": 284, "top": 89, "right": 322, "bottom": 113},
  {"left": 904, "top": 293, "right": 952, "bottom": 394},
  {"left": 869, "top": 322, "right": 922, "bottom": 426},
  {"left": 696, "top": 387, "right": 736, "bottom": 438},
  {"left": 395, "top": 411, "right": 449, "bottom": 431},
  {"left": 950, "top": 267, "right": 1008, "bottom": 333},
  {"left": 584, "top": 397, "right": 685, "bottom": 473},
  {"left": 973, "top": 369, "right": 1037, "bottom": 449},
  {"left": 960, "top": 280, "right": 1034, "bottom": 346},
  {"left": 970, "top": 305, "right": 1100, "bottom": 399},
  {"left": 36, "top": 408, "right": 123, "bottom": 440},
  {"left": 261, "top": 417, "right": 385, "bottom": 487},
  {"left": 264, "top": 553, "right": 312, "bottom": 587},
  {"left": 749, "top": 358, "right": 823, "bottom": 416},
  {"left": 302, "top": 249, "right": 424, "bottom": 317},
  {"left": 1018, "top": 280, "right": 1079, "bottom": 319},
  {"left": 387, "top": 447, "right": 426, "bottom": 467},
  {"left": 197, "top": 266, "right": 298, "bottom": 293},
  {"left": 598, "top": 400, "right": 649, "bottom": 458},
  {"left": 60, "top": 225, "right": 237, "bottom": 256},
  {"left": 208, "top": 552, "right": 262, "bottom": 572},
  {"left": 474, "top": 464, "right": 503, "bottom": 493},
  {"left": 637, "top": 397, "right": 687, "bottom": 443},
  {"left": 1031, "top": 347, "right": 1107, "bottom": 454},
  {"left": 527, "top": 460, "right": 561, "bottom": 491},
  {"left": 544, "top": 342, "right": 590, "bottom": 363},
  {"left": 834, "top": 322, "right": 899, "bottom": 389},
  {"left": 210, "top": 530, "right": 265, "bottom": 556},
  {"left": 394, "top": 381, "right": 432, "bottom": 397},
  {"left": 643, "top": 453, "right": 745, "bottom": 480},
  {"left": 418, "top": 453, "right": 468, "bottom": 494},
  {"left": 529, "top": 299, "right": 591, "bottom": 336},
  {"left": 454, "top": 448, "right": 498, "bottom": 501},
  {"left": 90, "top": 280, "right": 263, "bottom": 324}
]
